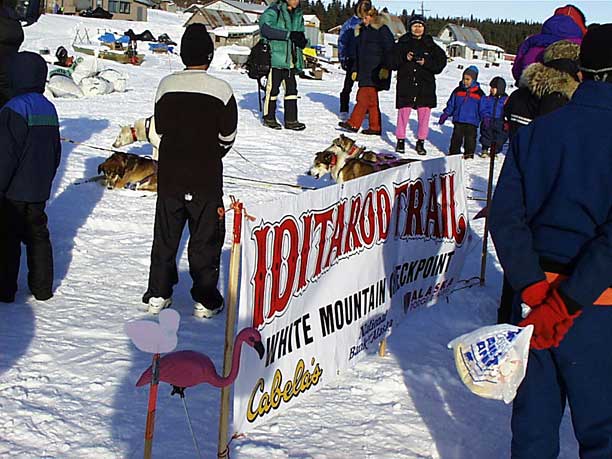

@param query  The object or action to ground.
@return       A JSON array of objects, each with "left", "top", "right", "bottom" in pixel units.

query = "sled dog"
[
  {"left": 112, "top": 116, "right": 161, "bottom": 160},
  {"left": 98, "top": 152, "right": 158, "bottom": 192},
  {"left": 309, "top": 134, "right": 416, "bottom": 184}
]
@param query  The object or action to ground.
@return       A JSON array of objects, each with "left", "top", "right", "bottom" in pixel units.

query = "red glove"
[
  {"left": 521, "top": 280, "right": 550, "bottom": 307},
  {"left": 519, "top": 288, "right": 581, "bottom": 350}
]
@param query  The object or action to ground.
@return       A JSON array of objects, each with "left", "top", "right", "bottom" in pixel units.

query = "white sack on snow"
[
  {"left": 97, "top": 68, "right": 128, "bottom": 92},
  {"left": 71, "top": 56, "right": 100, "bottom": 85},
  {"left": 79, "top": 76, "right": 114, "bottom": 97},
  {"left": 448, "top": 324, "right": 533, "bottom": 404},
  {"left": 47, "top": 74, "right": 84, "bottom": 98}
]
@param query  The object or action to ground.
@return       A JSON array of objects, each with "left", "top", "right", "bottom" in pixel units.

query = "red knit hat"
[{"left": 554, "top": 4, "right": 587, "bottom": 35}]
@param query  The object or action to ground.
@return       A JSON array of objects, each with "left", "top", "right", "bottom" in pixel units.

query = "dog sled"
[{"left": 73, "top": 45, "right": 145, "bottom": 66}]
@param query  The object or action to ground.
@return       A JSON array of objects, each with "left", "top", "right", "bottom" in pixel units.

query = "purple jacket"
[{"left": 511, "top": 15, "right": 582, "bottom": 82}]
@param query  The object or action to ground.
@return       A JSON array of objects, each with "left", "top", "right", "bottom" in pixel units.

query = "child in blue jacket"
[
  {"left": 479, "top": 76, "right": 509, "bottom": 157},
  {"left": 0, "top": 52, "right": 61, "bottom": 302},
  {"left": 439, "top": 65, "right": 484, "bottom": 159}
]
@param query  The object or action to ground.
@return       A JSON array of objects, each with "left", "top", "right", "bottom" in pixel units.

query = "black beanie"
[
  {"left": 579, "top": 23, "right": 612, "bottom": 78},
  {"left": 409, "top": 13, "right": 426, "bottom": 29},
  {"left": 180, "top": 23, "right": 214, "bottom": 67}
]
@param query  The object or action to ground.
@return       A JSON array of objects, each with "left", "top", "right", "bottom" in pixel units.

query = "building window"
[{"left": 108, "top": 0, "right": 130, "bottom": 13}]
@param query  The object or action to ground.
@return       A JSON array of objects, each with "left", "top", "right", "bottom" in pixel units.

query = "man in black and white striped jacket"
[{"left": 143, "top": 23, "right": 238, "bottom": 319}]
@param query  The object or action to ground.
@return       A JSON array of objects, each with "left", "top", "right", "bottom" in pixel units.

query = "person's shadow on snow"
[
  {"left": 238, "top": 90, "right": 263, "bottom": 120},
  {"left": 379, "top": 166, "right": 512, "bottom": 458},
  {"left": 112, "top": 240, "right": 238, "bottom": 458},
  {"left": 0, "top": 302, "right": 35, "bottom": 378},
  {"left": 47, "top": 117, "right": 108, "bottom": 286}
]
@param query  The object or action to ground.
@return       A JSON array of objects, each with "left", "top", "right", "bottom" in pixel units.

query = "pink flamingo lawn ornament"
[{"left": 135, "top": 327, "right": 264, "bottom": 389}]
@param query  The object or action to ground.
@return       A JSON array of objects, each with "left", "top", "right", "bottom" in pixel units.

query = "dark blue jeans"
[{"left": 511, "top": 304, "right": 612, "bottom": 458}]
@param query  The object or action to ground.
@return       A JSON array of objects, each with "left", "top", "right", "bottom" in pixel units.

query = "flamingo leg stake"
[
  {"left": 144, "top": 353, "right": 161, "bottom": 459},
  {"left": 171, "top": 386, "right": 203, "bottom": 459}
]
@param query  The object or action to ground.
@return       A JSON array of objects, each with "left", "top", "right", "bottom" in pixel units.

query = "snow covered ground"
[{"left": 0, "top": 10, "right": 579, "bottom": 458}]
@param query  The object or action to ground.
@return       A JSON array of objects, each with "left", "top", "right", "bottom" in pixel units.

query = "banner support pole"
[
  {"left": 479, "top": 143, "right": 497, "bottom": 286},
  {"left": 217, "top": 197, "right": 244, "bottom": 459}
]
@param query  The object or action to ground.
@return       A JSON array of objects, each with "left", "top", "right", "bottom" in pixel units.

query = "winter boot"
[
  {"left": 193, "top": 302, "right": 224, "bottom": 319},
  {"left": 415, "top": 139, "right": 427, "bottom": 155},
  {"left": 480, "top": 148, "right": 490, "bottom": 158},
  {"left": 463, "top": 153, "right": 474, "bottom": 160},
  {"left": 148, "top": 297, "right": 172, "bottom": 314},
  {"left": 338, "top": 121, "right": 359, "bottom": 133},
  {"left": 395, "top": 139, "right": 405, "bottom": 153},
  {"left": 285, "top": 121, "right": 306, "bottom": 131},
  {"left": 263, "top": 118, "right": 282, "bottom": 130},
  {"left": 362, "top": 128, "right": 381, "bottom": 136}
]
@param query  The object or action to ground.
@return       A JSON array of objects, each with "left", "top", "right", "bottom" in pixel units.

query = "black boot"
[
  {"left": 263, "top": 118, "right": 282, "bottom": 130},
  {"left": 395, "top": 139, "right": 405, "bottom": 153},
  {"left": 415, "top": 139, "right": 427, "bottom": 155},
  {"left": 338, "top": 121, "right": 359, "bottom": 133},
  {"left": 285, "top": 121, "right": 306, "bottom": 131}
]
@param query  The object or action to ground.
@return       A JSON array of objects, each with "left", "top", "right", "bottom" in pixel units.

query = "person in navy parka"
[
  {"left": 439, "top": 65, "right": 484, "bottom": 159},
  {"left": 0, "top": 52, "right": 61, "bottom": 303},
  {"left": 337, "top": 0, "right": 370, "bottom": 118},
  {"left": 489, "top": 24, "right": 612, "bottom": 459}
]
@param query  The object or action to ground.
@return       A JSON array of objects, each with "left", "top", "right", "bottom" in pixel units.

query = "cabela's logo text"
[{"left": 247, "top": 357, "right": 323, "bottom": 423}]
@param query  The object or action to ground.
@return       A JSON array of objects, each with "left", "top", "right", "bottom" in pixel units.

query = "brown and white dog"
[
  {"left": 112, "top": 116, "right": 161, "bottom": 160},
  {"left": 98, "top": 152, "right": 158, "bottom": 192},
  {"left": 309, "top": 134, "right": 416, "bottom": 183}
]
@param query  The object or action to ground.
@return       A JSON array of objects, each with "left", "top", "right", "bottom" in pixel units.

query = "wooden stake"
[
  {"left": 479, "top": 143, "right": 497, "bottom": 286},
  {"left": 217, "top": 197, "right": 244, "bottom": 459},
  {"left": 143, "top": 353, "right": 161, "bottom": 459},
  {"left": 378, "top": 338, "right": 387, "bottom": 357}
]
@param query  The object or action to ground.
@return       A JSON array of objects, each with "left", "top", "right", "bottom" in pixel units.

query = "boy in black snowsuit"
[
  {"left": 0, "top": 52, "right": 61, "bottom": 302},
  {"left": 478, "top": 76, "right": 509, "bottom": 157}
]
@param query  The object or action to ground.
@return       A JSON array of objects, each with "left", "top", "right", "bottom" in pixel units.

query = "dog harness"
[{"left": 145, "top": 116, "right": 153, "bottom": 142}]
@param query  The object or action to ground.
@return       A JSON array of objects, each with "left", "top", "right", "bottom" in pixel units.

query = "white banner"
[{"left": 233, "top": 156, "right": 470, "bottom": 433}]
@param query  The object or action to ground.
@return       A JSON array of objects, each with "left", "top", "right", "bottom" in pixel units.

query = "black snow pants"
[
  {"left": 143, "top": 194, "right": 225, "bottom": 309},
  {"left": 263, "top": 68, "right": 299, "bottom": 124},
  {"left": 0, "top": 199, "right": 54, "bottom": 302},
  {"left": 449, "top": 122, "right": 477, "bottom": 157},
  {"left": 340, "top": 60, "right": 356, "bottom": 113}
]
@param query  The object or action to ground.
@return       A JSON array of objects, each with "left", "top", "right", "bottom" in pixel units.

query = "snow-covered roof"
[
  {"left": 211, "top": 24, "right": 259, "bottom": 36},
  {"left": 303, "top": 14, "right": 320, "bottom": 25},
  {"left": 184, "top": 7, "right": 253, "bottom": 27},
  {"left": 219, "top": 0, "right": 268, "bottom": 13},
  {"left": 448, "top": 40, "right": 504, "bottom": 53},
  {"left": 440, "top": 24, "right": 485, "bottom": 44}
]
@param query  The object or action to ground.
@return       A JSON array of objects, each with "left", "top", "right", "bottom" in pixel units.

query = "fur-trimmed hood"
[
  {"left": 354, "top": 12, "right": 390, "bottom": 35},
  {"left": 520, "top": 61, "right": 579, "bottom": 99}
]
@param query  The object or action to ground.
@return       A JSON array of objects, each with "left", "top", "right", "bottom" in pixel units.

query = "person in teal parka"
[{"left": 259, "top": 0, "right": 307, "bottom": 131}]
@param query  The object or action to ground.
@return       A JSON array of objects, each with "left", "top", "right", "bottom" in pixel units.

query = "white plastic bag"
[
  {"left": 98, "top": 69, "right": 128, "bottom": 92},
  {"left": 448, "top": 324, "right": 533, "bottom": 403}
]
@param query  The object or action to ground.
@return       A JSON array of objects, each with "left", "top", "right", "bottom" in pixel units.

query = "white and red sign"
[{"left": 233, "top": 156, "right": 470, "bottom": 433}]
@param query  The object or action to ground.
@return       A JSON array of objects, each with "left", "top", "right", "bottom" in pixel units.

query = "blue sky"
[{"left": 374, "top": 1, "right": 612, "bottom": 23}]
